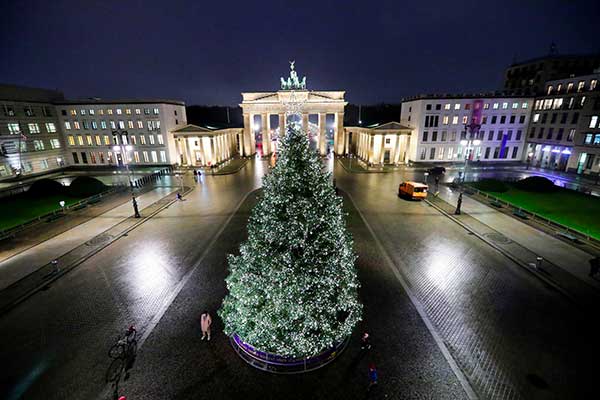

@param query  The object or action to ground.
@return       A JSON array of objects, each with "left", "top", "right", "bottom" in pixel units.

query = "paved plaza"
[{"left": 0, "top": 159, "right": 598, "bottom": 399}]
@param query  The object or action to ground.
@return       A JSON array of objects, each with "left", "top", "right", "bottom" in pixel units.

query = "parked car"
[
  {"left": 427, "top": 166, "right": 446, "bottom": 175},
  {"left": 398, "top": 181, "right": 428, "bottom": 200}
]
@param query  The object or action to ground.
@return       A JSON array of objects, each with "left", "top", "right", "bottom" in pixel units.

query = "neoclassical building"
[
  {"left": 239, "top": 63, "right": 347, "bottom": 156},
  {"left": 344, "top": 122, "right": 413, "bottom": 164},
  {"left": 172, "top": 124, "right": 242, "bottom": 167}
]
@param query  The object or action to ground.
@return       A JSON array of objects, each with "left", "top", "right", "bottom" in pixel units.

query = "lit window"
[
  {"left": 160, "top": 150, "right": 166, "bottom": 162},
  {"left": 578, "top": 81, "right": 585, "bottom": 92},
  {"left": 157, "top": 134, "right": 164, "bottom": 145},
  {"left": 502, "top": 102, "right": 508, "bottom": 109},
  {"left": 140, "top": 135, "right": 146, "bottom": 144},
  {"left": 50, "top": 139, "right": 60, "bottom": 149},
  {"left": 28, "top": 123, "right": 40, "bottom": 134},
  {"left": 116, "top": 108, "right": 122, "bottom": 115},
  {"left": 444, "top": 104, "right": 451, "bottom": 110},
  {"left": 8, "top": 123, "right": 20, "bottom": 134},
  {"left": 70, "top": 110, "right": 77, "bottom": 116},
  {"left": 80, "top": 109, "right": 86, "bottom": 115},
  {"left": 462, "top": 116, "right": 468, "bottom": 124},
  {"left": 143, "top": 151, "right": 149, "bottom": 162},
  {"left": 107, "top": 109, "right": 113, "bottom": 115},
  {"left": 89, "top": 109, "right": 95, "bottom": 115},
  {"left": 581, "top": 96, "right": 586, "bottom": 107},
  {"left": 126, "top": 109, "right": 131, "bottom": 115},
  {"left": 91, "top": 121, "right": 98, "bottom": 130},
  {"left": 454, "top": 104, "right": 460, "bottom": 110},
  {"left": 590, "top": 116, "right": 599, "bottom": 129},
  {"left": 95, "top": 135, "right": 101, "bottom": 145},
  {"left": 137, "top": 120, "right": 143, "bottom": 128},
  {"left": 74, "top": 121, "right": 80, "bottom": 129},
  {"left": 134, "top": 151, "right": 140, "bottom": 162},
  {"left": 512, "top": 102, "right": 518, "bottom": 109},
  {"left": 135, "top": 108, "right": 141, "bottom": 115},
  {"left": 556, "top": 84, "right": 562, "bottom": 93},
  {"left": 547, "top": 85, "right": 553, "bottom": 95},
  {"left": 493, "top": 103, "right": 499, "bottom": 109},
  {"left": 86, "top": 135, "right": 93, "bottom": 145},
  {"left": 144, "top": 108, "right": 150, "bottom": 115},
  {"left": 45, "top": 123, "right": 57, "bottom": 133},
  {"left": 591, "top": 80, "right": 598, "bottom": 91},
  {"left": 110, "top": 121, "right": 116, "bottom": 129},
  {"left": 99, "top": 109, "right": 104, "bottom": 115},
  {"left": 40, "top": 159, "right": 49, "bottom": 169},
  {"left": 68, "top": 136, "right": 75, "bottom": 145},
  {"left": 103, "top": 135, "right": 110, "bottom": 145},
  {"left": 130, "top": 135, "right": 137, "bottom": 145},
  {"left": 151, "top": 151, "right": 158, "bottom": 162},
  {"left": 128, "top": 120, "right": 134, "bottom": 129},
  {"left": 121, "top": 135, "right": 128, "bottom": 145},
  {"left": 483, "top": 103, "right": 490, "bottom": 109},
  {"left": 100, "top": 120, "right": 107, "bottom": 129},
  {"left": 567, "top": 83, "right": 573, "bottom": 93},
  {"left": 552, "top": 98, "right": 563, "bottom": 109},
  {"left": 452, "top": 116, "right": 458, "bottom": 125},
  {"left": 77, "top": 136, "right": 84, "bottom": 145},
  {"left": 533, "top": 113, "right": 540, "bottom": 122},
  {"left": 153, "top": 108, "right": 159, "bottom": 115},
  {"left": 149, "top": 135, "right": 155, "bottom": 145},
  {"left": 442, "top": 116, "right": 449, "bottom": 125},
  {"left": 118, "top": 121, "right": 125, "bottom": 129}
]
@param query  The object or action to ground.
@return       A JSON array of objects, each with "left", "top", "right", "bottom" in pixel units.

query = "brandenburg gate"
[{"left": 240, "top": 62, "right": 347, "bottom": 156}]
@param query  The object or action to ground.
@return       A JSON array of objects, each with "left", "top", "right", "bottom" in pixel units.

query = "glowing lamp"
[
  {"left": 460, "top": 140, "right": 468, "bottom": 146},
  {"left": 112, "top": 145, "right": 120, "bottom": 151},
  {"left": 125, "top": 145, "right": 133, "bottom": 151}
]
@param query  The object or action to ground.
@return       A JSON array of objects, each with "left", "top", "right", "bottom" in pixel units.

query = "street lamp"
[
  {"left": 460, "top": 122, "right": 482, "bottom": 183},
  {"left": 112, "top": 130, "right": 140, "bottom": 218}
]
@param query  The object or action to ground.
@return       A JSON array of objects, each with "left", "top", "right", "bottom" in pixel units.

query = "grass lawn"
[
  {"left": 472, "top": 183, "right": 600, "bottom": 239},
  {"left": 0, "top": 194, "right": 85, "bottom": 232}
]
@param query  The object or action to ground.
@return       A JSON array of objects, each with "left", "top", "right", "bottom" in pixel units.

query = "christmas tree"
[{"left": 219, "top": 120, "right": 362, "bottom": 358}]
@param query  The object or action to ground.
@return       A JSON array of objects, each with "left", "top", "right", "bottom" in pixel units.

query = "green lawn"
[
  {"left": 473, "top": 183, "right": 600, "bottom": 239},
  {"left": 0, "top": 194, "right": 85, "bottom": 232}
]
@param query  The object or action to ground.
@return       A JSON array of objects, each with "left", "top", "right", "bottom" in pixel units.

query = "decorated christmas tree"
[{"left": 219, "top": 119, "right": 362, "bottom": 359}]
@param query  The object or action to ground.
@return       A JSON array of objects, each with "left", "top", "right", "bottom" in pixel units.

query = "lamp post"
[
  {"left": 460, "top": 122, "right": 482, "bottom": 183},
  {"left": 112, "top": 130, "right": 140, "bottom": 218}
]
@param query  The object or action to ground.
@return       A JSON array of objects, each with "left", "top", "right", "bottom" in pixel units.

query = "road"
[{"left": 0, "top": 157, "right": 595, "bottom": 399}]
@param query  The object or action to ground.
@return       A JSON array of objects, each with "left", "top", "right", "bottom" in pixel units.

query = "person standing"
[
  {"left": 200, "top": 311, "right": 212, "bottom": 341},
  {"left": 455, "top": 193, "right": 463, "bottom": 215},
  {"left": 367, "top": 363, "right": 378, "bottom": 391}
]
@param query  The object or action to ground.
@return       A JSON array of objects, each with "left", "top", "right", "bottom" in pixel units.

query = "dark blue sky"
[{"left": 2, "top": 0, "right": 598, "bottom": 106}]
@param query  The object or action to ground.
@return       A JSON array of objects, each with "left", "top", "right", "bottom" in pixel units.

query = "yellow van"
[{"left": 398, "top": 181, "right": 428, "bottom": 200}]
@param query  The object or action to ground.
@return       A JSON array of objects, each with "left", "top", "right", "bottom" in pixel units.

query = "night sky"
[{"left": 2, "top": 0, "right": 598, "bottom": 106}]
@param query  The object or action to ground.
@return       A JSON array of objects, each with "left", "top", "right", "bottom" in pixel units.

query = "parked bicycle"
[{"left": 106, "top": 326, "right": 137, "bottom": 399}]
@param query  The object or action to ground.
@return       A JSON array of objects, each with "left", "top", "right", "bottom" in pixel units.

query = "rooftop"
[
  {"left": 55, "top": 98, "right": 185, "bottom": 106},
  {"left": 0, "top": 83, "right": 64, "bottom": 103},
  {"left": 508, "top": 53, "right": 600, "bottom": 68},
  {"left": 402, "top": 91, "right": 534, "bottom": 102}
]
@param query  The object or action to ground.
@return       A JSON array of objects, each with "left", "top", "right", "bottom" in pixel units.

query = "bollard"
[{"left": 535, "top": 256, "right": 543, "bottom": 270}]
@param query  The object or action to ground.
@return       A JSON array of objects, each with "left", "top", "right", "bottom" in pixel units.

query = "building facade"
[
  {"left": 526, "top": 73, "right": 600, "bottom": 173},
  {"left": 401, "top": 95, "right": 533, "bottom": 163},
  {"left": 504, "top": 53, "right": 600, "bottom": 94},
  {"left": 0, "top": 84, "right": 66, "bottom": 177},
  {"left": 343, "top": 122, "right": 412, "bottom": 165},
  {"left": 172, "top": 124, "right": 242, "bottom": 167},
  {"left": 55, "top": 99, "right": 186, "bottom": 167}
]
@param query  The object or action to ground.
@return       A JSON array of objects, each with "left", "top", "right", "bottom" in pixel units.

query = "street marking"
[{"left": 345, "top": 191, "right": 479, "bottom": 400}]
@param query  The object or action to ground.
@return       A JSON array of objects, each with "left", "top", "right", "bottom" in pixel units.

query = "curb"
[
  {"left": 424, "top": 197, "right": 579, "bottom": 306},
  {"left": 0, "top": 185, "right": 194, "bottom": 315},
  {"left": 335, "top": 158, "right": 392, "bottom": 174}
]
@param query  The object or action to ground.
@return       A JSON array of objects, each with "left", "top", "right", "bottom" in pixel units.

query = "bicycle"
[{"left": 106, "top": 326, "right": 137, "bottom": 392}]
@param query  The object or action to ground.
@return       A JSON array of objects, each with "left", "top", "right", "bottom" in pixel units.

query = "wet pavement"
[{"left": 0, "top": 157, "right": 595, "bottom": 399}]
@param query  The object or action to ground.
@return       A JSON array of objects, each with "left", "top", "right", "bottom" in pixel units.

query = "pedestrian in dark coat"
[
  {"left": 589, "top": 256, "right": 600, "bottom": 277},
  {"left": 368, "top": 363, "right": 378, "bottom": 391}
]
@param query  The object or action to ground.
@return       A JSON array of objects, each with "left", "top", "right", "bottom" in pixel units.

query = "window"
[
  {"left": 140, "top": 135, "right": 146, "bottom": 145},
  {"left": 465, "top": 104, "right": 471, "bottom": 110},
  {"left": 429, "top": 148, "right": 436, "bottom": 159},
  {"left": 81, "top": 152, "right": 88, "bottom": 164},
  {"left": 442, "top": 116, "right": 449, "bottom": 125},
  {"left": 70, "top": 109, "right": 77, "bottom": 116},
  {"left": 40, "top": 159, "right": 49, "bottom": 169},
  {"left": 110, "top": 121, "right": 116, "bottom": 129},
  {"left": 483, "top": 103, "right": 490, "bottom": 109},
  {"left": 149, "top": 135, "right": 155, "bottom": 145},
  {"left": 103, "top": 135, "right": 110, "bottom": 145},
  {"left": 577, "top": 81, "right": 585, "bottom": 92},
  {"left": 82, "top": 121, "right": 89, "bottom": 129},
  {"left": 107, "top": 109, "right": 113, "bottom": 115},
  {"left": 423, "top": 131, "right": 428, "bottom": 142},
  {"left": 72, "top": 152, "right": 79, "bottom": 164},
  {"left": 130, "top": 135, "right": 137, "bottom": 145},
  {"left": 143, "top": 151, "right": 149, "bottom": 162},
  {"left": 89, "top": 109, "right": 95, "bottom": 115},
  {"left": 538, "top": 128, "right": 544, "bottom": 139},
  {"left": 551, "top": 113, "right": 557, "bottom": 124},
  {"left": 125, "top": 109, "right": 131, "bottom": 115},
  {"left": 438, "top": 147, "right": 444, "bottom": 159},
  {"left": 420, "top": 148, "right": 426, "bottom": 160},
  {"left": 33, "top": 140, "right": 44, "bottom": 150},
  {"left": 519, "top": 115, "right": 525, "bottom": 124},
  {"left": 521, "top": 102, "right": 528, "bottom": 109},
  {"left": 426, "top": 104, "right": 432, "bottom": 110},
  {"left": 452, "top": 116, "right": 458, "bottom": 125},
  {"left": 493, "top": 103, "right": 499, "bottom": 109},
  {"left": 116, "top": 108, "right": 122, "bottom": 115},
  {"left": 444, "top": 104, "right": 451, "bottom": 110},
  {"left": 90, "top": 152, "right": 97, "bottom": 164},
  {"left": 591, "top": 80, "right": 598, "bottom": 91},
  {"left": 91, "top": 121, "right": 98, "bottom": 130},
  {"left": 572, "top": 113, "right": 579, "bottom": 124},
  {"left": 500, "top": 116, "right": 506, "bottom": 124},
  {"left": 567, "top": 129, "right": 575, "bottom": 141},
  {"left": 509, "top": 115, "right": 515, "bottom": 124},
  {"left": 77, "top": 136, "right": 84, "bottom": 145},
  {"left": 435, "top": 104, "right": 441, "bottom": 110},
  {"left": 441, "top": 131, "right": 447, "bottom": 141},
  {"left": 594, "top": 134, "right": 600, "bottom": 145},
  {"left": 153, "top": 108, "right": 159, "bottom": 115},
  {"left": 552, "top": 98, "right": 563, "bottom": 109},
  {"left": 556, "top": 128, "right": 564, "bottom": 141},
  {"left": 118, "top": 121, "right": 125, "bottom": 129},
  {"left": 516, "top": 130, "right": 522, "bottom": 141},
  {"left": 497, "top": 131, "right": 503, "bottom": 140},
  {"left": 590, "top": 116, "right": 599, "bottom": 129},
  {"left": 151, "top": 151, "right": 158, "bottom": 162},
  {"left": 507, "top": 130, "right": 513, "bottom": 140},
  {"left": 28, "top": 123, "right": 40, "bottom": 134},
  {"left": 8, "top": 123, "right": 20, "bottom": 134},
  {"left": 121, "top": 134, "right": 128, "bottom": 145},
  {"left": 529, "top": 127, "right": 536, "bottom": 138},
  {"left": 450, "top": 131, "right": 456, "bottom": 141},
  {"left": 73, "top": 121, "right": 80, "bottom": 129},
  {"left": 44, "top": 122, "right": 57, "bottom": 133},
  {"left": 134, "top": 151, "right": 140, "bottom": 162},
  {"left": 484, "top": 147, "right": 491, "bottom": 159},
  {"left": 128, "top": 120, "right": 134, "bottom": 129},
  {"left": 50, "top": 139, "right": 60, "bottom": 149},
  {"left": 100, "top": 120, "right": 107, "bottom": 129},
  {"left": 24, "top": 106, "right": 34, "bottom": 116},
  {"left": 137, "top": 120, "right": 143, "bottom": 129},
  {"left": 144, "top": 108, "right": 150, "bottom": 115},
  {"left": 98, "top": 109, "right": 104, "bottom": 115},
  {"left": 547, "top": 85, "right": 554, "bottom": 95},
  {"left": 20, "top": 141, "right": 27, "bottom": 152},
  {"left": 556, "top": 84, "right": 562, "bottom": 94},
  {"left": 541, "top": 113, "right": 547, "bottom": 124},
  {"left": 585, "top": 133, "right": 593, "bottom": 144},
  {"left": 68, "top": 135, "right": 75, "bottom": 145},
  {"left": 86, "top": 135, "right": 93, "bottom": 145},
  {"left": 462, "top": 116, "right": 468, "bottom": 124},
  {"left": 482, "top": 116, "right": 487, "bottom": 124},
  {"left": 135, "top": 108, "right": 141, "bottom": 115},
  {"left": 493, "top": 147, "right": 500, "bottom": 158},
  {"left": 502, "top": 102, "right": 509, "bottom": 109},
  {"left": 80, "top": 109, "right": 86, "bottom": 115},
  {"left": 511, "top": 147, "right": 518, "bottom": 159},
  {"left": 491, "top": 116, "right": 497, "bottom": 124},
  {"left": 512, "top": 102, "right": 519, "bottom": 109},
  {"left": 431, "top": 131, "right": 438, "bottom": 142},
  {"left": 157, "top": 134, "right": 164, "bottom": 145},
  {"left": 95, "top": 135, "right": 101, "bottom": 145},
  {"left": 447, "top": 147, "right": 453, "bottom": 159},
  {"left": 567, "top": 82, "right": 574, "bottom": 93},
  {"left": 547, "top": 128, "right": 554, "bottom": 139},
  {"left": 160, "top": 151, "right": 167, "bottom": 162}
]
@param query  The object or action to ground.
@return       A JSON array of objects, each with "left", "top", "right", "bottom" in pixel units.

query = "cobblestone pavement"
[
  {"left": 117, "top": 191, "right": 467, "bottom": 400},
  {"left": 334, "top": 163, "right": 597, "bottom": 399},
  {"left": 0, "top": 161, "right": 265, "bottom": 399}
]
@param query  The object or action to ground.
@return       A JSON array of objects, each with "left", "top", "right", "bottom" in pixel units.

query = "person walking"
[
  {"left": 367, "top": 363, "right": 378, "bottom": 392},
  {"left": 589, "top": 256, "right": 600, "bottom": 277},
  {"left": 200, "top": 311, "right": 212, "bottom": 341},
  {"left": 361, "top": 332, "right": 372, "bottom": 350},
  {"left": 455, "top": 192, "right": 463, "bottom": 215},
  {"left": 176, "top": 192, "right": 182, "bottom": 201}
]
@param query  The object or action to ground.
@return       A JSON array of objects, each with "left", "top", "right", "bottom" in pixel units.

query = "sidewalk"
[
  {"left": 0, "top": 187, "right": 173, "bottom": 291},
  {"left": 429, "top": 186, "right": 600, "bottom": 306}
]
